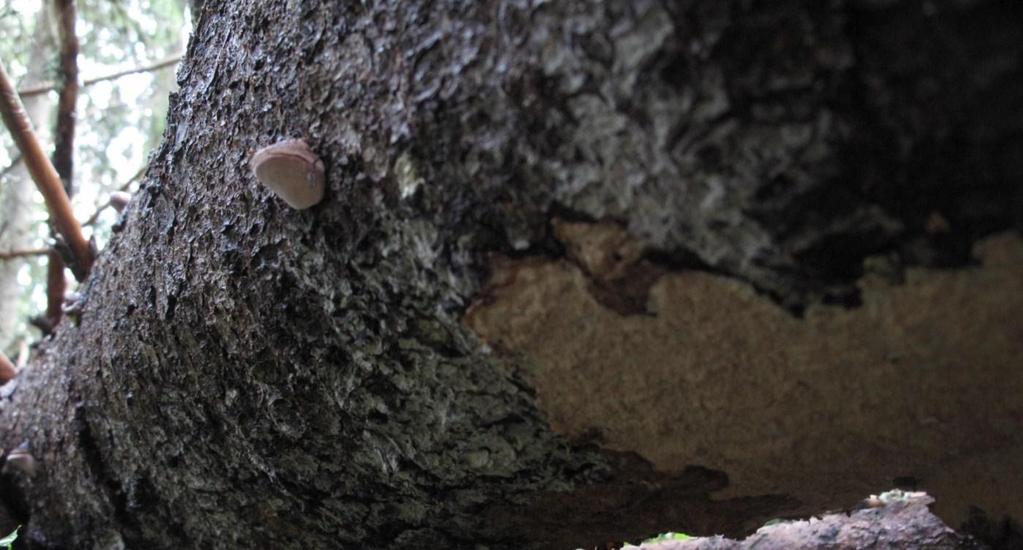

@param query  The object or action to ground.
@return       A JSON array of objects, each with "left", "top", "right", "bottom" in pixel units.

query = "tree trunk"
[{"left": 2, "top": 1, "right": 1021, "bottom": 549}]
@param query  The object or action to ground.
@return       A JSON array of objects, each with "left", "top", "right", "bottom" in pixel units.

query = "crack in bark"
[{"left": 73, "top": 405, "right": 138, "bottom": 541}]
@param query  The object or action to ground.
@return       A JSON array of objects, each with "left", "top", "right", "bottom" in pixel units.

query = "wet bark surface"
[{"left": 0, "top": 0, "right": 1020, "bottom": 548}]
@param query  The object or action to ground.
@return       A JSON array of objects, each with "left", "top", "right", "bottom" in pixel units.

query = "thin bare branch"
[
  {"left": 1, "top": 153, "right": 23, "bottom": 179},
  {"left": 0, "top": 247, "right": 50, "bottom": 260},
  {"left": 0, "top": 57, "right": 93, "bottom": 280},
  {"left": 52, "top": 0, "right": 80, "bottom": 194},
  {"left": 17, "top": 55, "right": 182, "bottom": 98},
  {"left": 80, "top": 198, "right": 113, "bottom": 229},
  {"left": 81, "top": 165, "right": 144, "bottom": 227},
  {"left": 43, "top": 0, "right": 80, "bottom": 318}
]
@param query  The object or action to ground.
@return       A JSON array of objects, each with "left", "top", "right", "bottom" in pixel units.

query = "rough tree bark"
[{"left": 1, "top": 0, "right": 1020, "bottom": 549}]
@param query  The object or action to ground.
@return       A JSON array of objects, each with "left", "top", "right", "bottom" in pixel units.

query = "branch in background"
[
  {"left": 0, "top": 58, "right": 93, "bottom": 281},
  {"left": 52, "top": 0, "right": 79, "bottom": 196},
  {"left": 80, "top": 198, "right": 113, "bottom": 229},
  {"left": 81, "top": 191, "right": 131, "bottom": 228},
  {"left": 16, "top": 55, "right": 182, "bottom": 98},
  {"left": 0, "top": 153, "right": 22, "bottom": 179},
  {"left": 81, "top": 165, "right": 144, "bottom": 228},
  {"left": 42, "top": 0, "right": 80, "bottom": 331},
  {"left": 0, "top": 351, "right": 15, "bottom": 383},
  {"left": 0, "top": 247, "right": 49, "bottom": 260}
]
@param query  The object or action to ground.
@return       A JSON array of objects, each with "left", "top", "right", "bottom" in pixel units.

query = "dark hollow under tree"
[{"left": 1, "top": 0, "right": 1020, "bottom": 548}]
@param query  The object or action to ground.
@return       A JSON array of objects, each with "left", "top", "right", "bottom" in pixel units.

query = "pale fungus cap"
[
  {"left": 3, "top": 442, "right": 35, "bottom": 477},
  {"left": 250, "top": 139, "right": 326, "bottom": 210},
  {"left": 109, "top": 191, "right": 132, "bottom": 213}
]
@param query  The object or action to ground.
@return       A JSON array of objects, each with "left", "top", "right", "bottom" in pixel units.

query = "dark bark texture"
[{"left": 1, "top": 0, "right": 1020, "bottom": 548}]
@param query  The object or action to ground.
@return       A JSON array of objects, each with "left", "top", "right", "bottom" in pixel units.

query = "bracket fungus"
[
  {"left": 3, "top": 442, "right": 35, "bottom": 477},
  {"left": 108, "top": 191, "right": 132, "bottom": 213},
  {"left": 250, "top": 139, "right": 325, "bottom": 209}
]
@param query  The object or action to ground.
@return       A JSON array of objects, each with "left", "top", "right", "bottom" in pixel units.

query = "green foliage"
[
  {"left": 618, "top": 531, "right": 693, "bottom": 548},
  {"left": 642, "top": 532, "right": 691, "bottom": 543}
]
